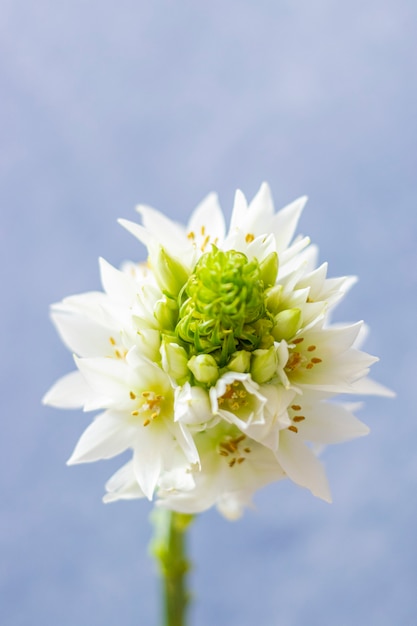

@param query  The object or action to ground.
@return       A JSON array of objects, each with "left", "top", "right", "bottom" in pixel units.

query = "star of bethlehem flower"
[{"left": 43, "top": 182, "right": 393, "bottom": 519}]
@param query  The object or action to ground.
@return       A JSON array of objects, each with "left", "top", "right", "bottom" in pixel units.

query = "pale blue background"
[{"left": 1, "top": 1, "right": 416, "bottom": 625}]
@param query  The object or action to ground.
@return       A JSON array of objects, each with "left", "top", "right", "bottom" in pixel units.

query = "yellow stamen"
[
  {"left": 200, "top": 235, "right": 210, "bottom": 251},
  {"left": 286, "top": 352, "right": 303, "bottom": 371}
]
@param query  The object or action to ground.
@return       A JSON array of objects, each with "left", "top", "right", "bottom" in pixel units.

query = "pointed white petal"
[
  {"left": 42, "top": 371, "right": 96, "bottom": 409},
  {"left": 104, "top": 460, "right": 145, "bottom": 502},
  {"left": 99, "top": 257, "right": 137, "bottom": 305},
  {"left": 349, "top": 377, "right": 396, "bottom": 397},
  {"left": 248, "top": 182, "right": 274, "bottom": 219},
  {"left": 187, "top": 192, "right": 226, "bottom": 245},
  {"left": 68, "top": 412, "right": 136, "bottom": 464},
  {"left": 50, "top": 310, "right": 115, "bottom": 357},
  {"left": 277, "top": 430, "right": 332, "bottom": 502},
  {"left": 296, "top": 401, "right": 370, "bottom": 444},
  {"left": 132, "top": 432, "right": 163, "bottom": 500},
  {"left": 74, "top": 356, "right": 134, "bottom": 406},
  {"left": 136, "top": 204, "right": 188, "bottom": 257},
  {"left": 229, "top": 189, "right": 248, "bottom": 232},
  {"left": 118, "top": 218, "right": 152, "bottom": 249},
  {"left": 271, "top": 196, "right": 307, "bottom": 251}
]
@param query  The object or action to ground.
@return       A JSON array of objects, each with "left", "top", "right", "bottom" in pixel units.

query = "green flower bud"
[
  {"left": 250, "top": 346, "right": 278, "bottom": 383},
  {"left": 188, "top": 354, "right": 219, "bottom": 385},
  {"left": 226, "top": 350, "right": 251, "bottom": 373},
  {"left": 176, "top": 246, "right": 271, "bottom": 365},
  {"left": 160, "top": 337, "right": 189, "bottom": 384},
  {"left": 265, "top": 284, "right": 283, "bottom": 314},
  {"left": 259, "top": 252, "right": 279, "bottom": 288},
  {"left": 152, "top": 246, "right": 189, "bottom": 297},
  {"left": 154, "top": 295, "right": 179, "bottom": 330},
  {"left": 272, "top": 308, "right": 302, "bottom": 342}
]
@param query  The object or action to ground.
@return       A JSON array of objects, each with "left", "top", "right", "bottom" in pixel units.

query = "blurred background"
[{"left": 1, "top": 1, "right": 416, "bottom": 624}]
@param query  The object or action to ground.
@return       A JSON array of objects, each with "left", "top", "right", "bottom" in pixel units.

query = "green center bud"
[{"left": 175, "top": 247, "right": 276, "bottom": 366}]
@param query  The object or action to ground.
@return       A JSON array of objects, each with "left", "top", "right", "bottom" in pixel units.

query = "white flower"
[
  {"left": 44, "top": 182, "right": 393, "bottom": 518},
  {"left": 273, "top": 392, "right": 370, "bottom": 502},
  {"left": 68, "top": 350, "right": 198, "bottom": 500},
  {"left": 155, "top": 423, "right": 286, "bottom": 519}
]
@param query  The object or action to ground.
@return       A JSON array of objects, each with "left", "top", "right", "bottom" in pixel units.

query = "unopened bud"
[
  {"left": 152, "top": 246, "right": 189, "bottom": 296},
  {"left": 250, "top": 346, "right": 278, "bottom": 383},
  {"left": 188, "top": 354, "right": 219, "bottom": 385},
  {"left": 272, "top": 308, "right": 302, "bottom": 342},
  {"left": 160, "top": 337, "right": 189, "bottom": 384},
  {"left": 226, "top": 350, "right": 251, "bottom": 373},
  {"left": 154, "top": 295, "right": 179, "bottom": 330},
  {"left": 259, "top": 252, "right": 278, "bottom": 288},
  {"left": 265, "top": 284, "right": 283, "bottom": 314}
]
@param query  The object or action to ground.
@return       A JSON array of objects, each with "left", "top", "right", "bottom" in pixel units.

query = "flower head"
[{"left": 43, "top": 183, "right": 393, "bottom": 518}]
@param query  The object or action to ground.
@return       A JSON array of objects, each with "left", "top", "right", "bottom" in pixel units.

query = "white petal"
[
  {"left": 99, "top": 257, "right": 137, "bottom": 305},
  {"left": 229, "top": 189, "right": 248, "bottom": 232},
  {"left": 42, "top": 371, "right": 96, "bottom": 409},
  {"left": 51, "top": 310, "right": 116, "bottom": 357},
  {"left": 187, "top": 192, "right": 226, "bottom": 245},
  {"left": 349, "top": 377, "right": 396, "bottom": 397},
  {"left": 277, "top": 430, "right": 332, "bottom": 502},
  {"left": 296, "top": 401, "right": 370, "bottom": 444},
  {"left": 104, "top": 460, "right": 145, "bottom": 502},
  {"left": 216, "top": 491, "right": 253, "bottom": 520},
  {"left": 67, "top": 411, "right": 136, "bottom": 464},
  {"left": 247, "top": 182, "right": 274, "bottom": 220},
  {"left": 166, "top": 420, "right": 200, "bottom": 468},
  {"left": 271, "top": 196, "right": 307, "bottom": 251},
  {"left": 118, "top": 217, "right": 152, "bottom": 249},
  {"left": 135, "top": 204, "right": 188, "bottom": 258},
  {"left": 74, "top": 356, "right": 134, "bottom": 407},
  {"left": 53, "top": 291, "right": 109, "bottom": 318},
  {"left": 132, "top": 432, "right": 163, "bottom": 500}
]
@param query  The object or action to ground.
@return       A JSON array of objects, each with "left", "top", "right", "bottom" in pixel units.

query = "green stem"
[{"left": 150, "top": 508, "right": 194, "bottom": 626}]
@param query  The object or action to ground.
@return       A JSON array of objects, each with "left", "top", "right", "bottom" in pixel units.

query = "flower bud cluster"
[{"left": 44, "top": 183, "right": 392, "bottom": 519}]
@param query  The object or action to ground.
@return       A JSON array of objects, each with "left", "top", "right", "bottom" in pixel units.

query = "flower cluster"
[{"left": 44, "top": 184, "right": 391, "bottom": 519}]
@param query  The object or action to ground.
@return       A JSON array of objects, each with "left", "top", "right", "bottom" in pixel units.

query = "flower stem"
[{"left": 150, "top": 508, "right": 194, "bottom": 626}]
